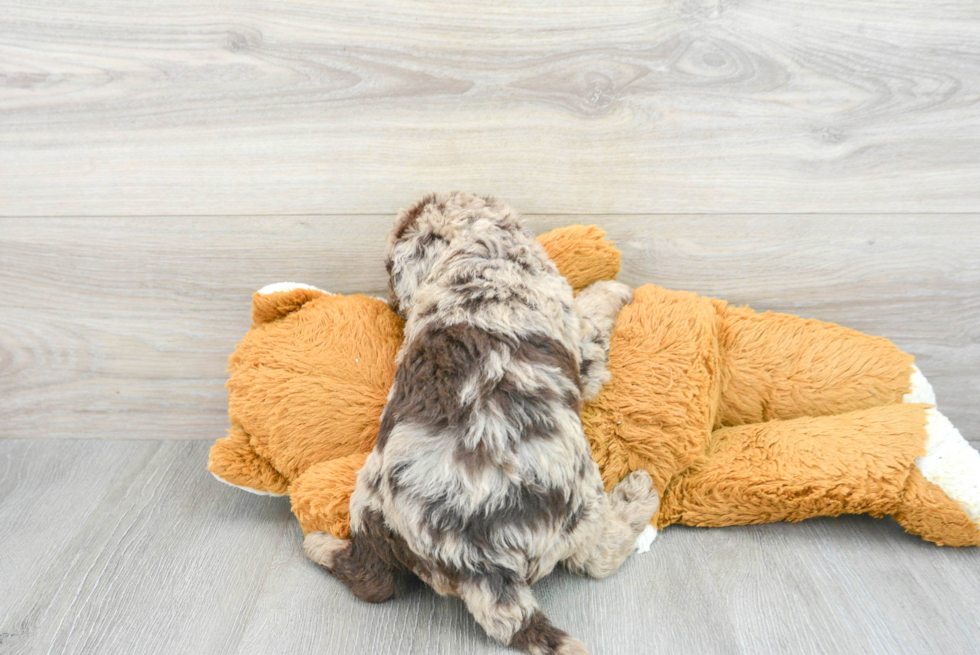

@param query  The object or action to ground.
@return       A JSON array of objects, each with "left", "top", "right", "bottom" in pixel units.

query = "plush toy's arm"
[
  {"left": 290, "top": 452, "right": 368, "bottom": 538},
  {"left": 251, "top": 227, "right": 619, "bottom": 325},
  {"left": 536, "top": 225, "right": 621, "bottom": 291},
  {"left": 208, "top": 424, "right": 290, "bottom": 496}
]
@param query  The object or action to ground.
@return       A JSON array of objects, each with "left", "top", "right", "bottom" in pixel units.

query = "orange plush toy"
[{"left": 208, "top": 225, "right": 980, "bottom": 548}]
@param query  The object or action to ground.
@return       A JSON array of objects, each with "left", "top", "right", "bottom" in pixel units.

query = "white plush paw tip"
[
  {"left": 903, "top": 365, "right": 937, "bottom": 405},
  {"left": 633, "top": 525, "right": 658, "bottom": 554}
]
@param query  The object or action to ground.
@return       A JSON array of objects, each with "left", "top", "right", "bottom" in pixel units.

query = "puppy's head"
[{"left": 385, "top": 191, "right": 520, "bottom": 318}]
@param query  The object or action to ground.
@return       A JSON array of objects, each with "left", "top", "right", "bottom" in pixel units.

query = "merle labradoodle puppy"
[{"left": 304, "top": 192, "right": 659, "bottom": 655}]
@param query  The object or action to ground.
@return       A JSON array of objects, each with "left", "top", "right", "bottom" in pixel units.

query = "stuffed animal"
[{"left": 208, "top": 225, "right": 980, "bottom": 548}]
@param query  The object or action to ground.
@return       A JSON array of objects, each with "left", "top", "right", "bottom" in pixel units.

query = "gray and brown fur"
[{"left": 305, "top": 192, "right": 659, "bottom": 655}]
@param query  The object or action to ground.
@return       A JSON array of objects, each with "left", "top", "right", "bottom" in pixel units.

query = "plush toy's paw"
[
  {"left": 610, "top": 470, "right": 660, "bottom": 533},
  {"left": 918, "top": 409, "right": 980, "bottom": 523},
  {"left": 903, "top": 364, "right": 937, "bottom": 404},
  {"left": 901, "top": 408, "right": 980, "bottom": 546},
  {"left": 633, "top": 524, "right": 658, "bottom": 554},
  {"left": 900, "top": 367, "right": 980, "bottom": 545},
  {"left": 304, "top": 531, "right": 349, "bottom": 570}
]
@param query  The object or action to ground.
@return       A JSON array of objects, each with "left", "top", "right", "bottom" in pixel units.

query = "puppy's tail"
[
  {"left": 510, "top": 611, "right": 591, "bottom": 655},
  {"left": 459, "top": 577, "right": 591, "bottom": 655}
]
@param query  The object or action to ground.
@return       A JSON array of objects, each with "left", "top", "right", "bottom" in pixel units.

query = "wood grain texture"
[
  {"left": 3, "top": 440, "right": 977, "bottom": 655},
  {"left": 1, "top": 0, "right": 979, "bottom": 215},
  {"left": 697, "top": 516, "right": 980, "bottom": 655},
  {"left": 235, "top": 520, "right": 742, "bottom": 655},
  {"left": 0, "top": 440, "right": 294, "bottom": 655},
  {"left": 0, "top": 440, "right": 142, "bottom": 623},
  {"left": 2, "top": 215, "right": 977, "bottom": 442}
]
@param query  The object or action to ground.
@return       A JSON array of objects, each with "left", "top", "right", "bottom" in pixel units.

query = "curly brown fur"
[{"left": 308, "top": 192, "right": 658, "bottom": 654}]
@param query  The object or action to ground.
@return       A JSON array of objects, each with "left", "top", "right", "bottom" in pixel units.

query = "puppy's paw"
[
  {"left": 598, "top": 280, "right": 634, "bottom": 308},
  {"left": 612, "top": 469, "right": 653, "bottom": 503},
  {"left": 303, "top": 531, "right": 349, "bottom": 569},
  {"left": 580, "top": 280, "right": 633, "bottom": 318},
  {"left": 610, "top": 470, "right": 660, "bottom": 532}
]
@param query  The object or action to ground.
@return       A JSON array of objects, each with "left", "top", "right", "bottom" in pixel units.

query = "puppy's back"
[{"left": 361, "top": 192, "right": 598, "bottom": 583}]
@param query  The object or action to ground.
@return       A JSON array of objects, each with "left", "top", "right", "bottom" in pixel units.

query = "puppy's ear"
[
  {"left": 385, "top": 193, "right": 454, "bottom": 318},
  {"left": 385, "top": 230, "right": 450, "bottom": 318}
]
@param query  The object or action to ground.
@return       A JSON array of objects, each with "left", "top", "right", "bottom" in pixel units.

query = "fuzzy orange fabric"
[
  {"left": 251, "top": 287, "right": 329, "bottom": 326},
  {"left": 581, "top": 285, "right": 722, "bottom": 496},
  {"left": 535, "top": 225, "right": 622, "bottom": 292},
  {"left": 226, "top": 293, "right": 402, "bottom": 483},
  {"left": 894, "top": 469, "right": 980, "bottom": 547},
  {"left": 658, "top": 404, "right": 930, "bottom": 528},
  {"left": 208, "top": 225, "right": 980, "bottom": 547},
  {"left": 289, "top": 452, "right": 370, "bottom": 539},
  {"left": 713, "top": 302, "right": 914, "bottom": 427},
  {"left": 207, "top": 424, "right": 290, "bottom": 495}
]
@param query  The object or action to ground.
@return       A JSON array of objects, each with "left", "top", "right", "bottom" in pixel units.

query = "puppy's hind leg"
[
  {"left": 574, "top": 280, "right": 633, "bottom": 400},
  {"left": 304, "top": 526, "right": 403, "bottom": 603},
  {"left": 565, "top": 470, "right": 660, "bottom": 579},
  {"left": 458, "top": 574, "right": 590, "bottom": 655}
]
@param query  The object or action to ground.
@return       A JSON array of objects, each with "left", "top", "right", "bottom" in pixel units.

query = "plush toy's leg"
[
  {"left": 563, "top": 471, "right": 660, "bottom": 577},
  {"left": 574, "top": 280, "right": 633, "bottom": 401},
  {"left": 458, "top": 579, "right": 590, "bottom": 655},
  {"left": 659, "top": 404, "right": 980, "bottom": 546},
  {"left": 713, "top": 302, "right": 914, "bottom": 427},
  {"left": 896, "top": 369, "right": 980, "bottom": 545}
]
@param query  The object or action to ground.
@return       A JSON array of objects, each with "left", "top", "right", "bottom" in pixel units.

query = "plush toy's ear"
[
  {"left": 536, "top": 225, "right": 622, "bottom": 291},
  {"left": 251, "top": 283, "right": 330, "bottom": 325}
]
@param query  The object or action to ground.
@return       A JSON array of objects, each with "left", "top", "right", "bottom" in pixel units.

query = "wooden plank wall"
[
  {"left": 1, "top": 216, "right": 977, "bottom": 442},
  {"left": 0, "top": 1, "right": 978, "bottom": 436},
  {"left": 1, "top": 0, "right": 979, "bottom": 216}
]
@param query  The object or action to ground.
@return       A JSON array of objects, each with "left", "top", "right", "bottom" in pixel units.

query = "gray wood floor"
[
  {"left": 2, "top": 440, "right": 979, "bottom": 655},
  {"left": 2, "top": 0, "right": 980, "bottom": 653}
]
